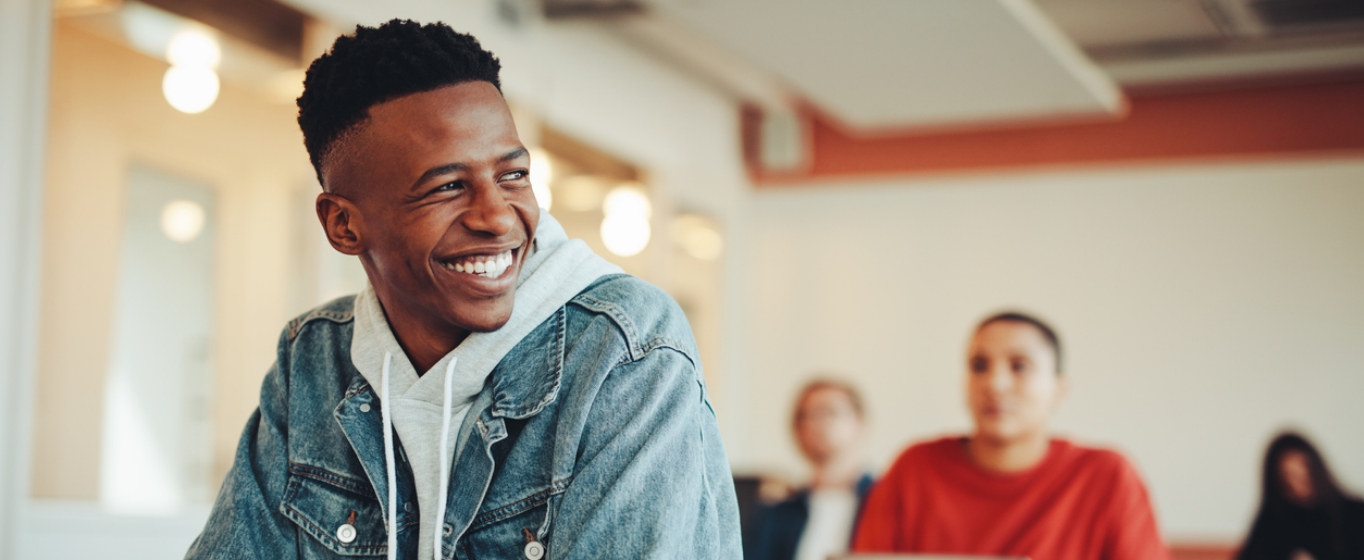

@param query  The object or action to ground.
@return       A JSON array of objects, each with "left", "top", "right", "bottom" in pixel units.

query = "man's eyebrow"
[
  {"left": 411, "top": 162, "right": 467, "bottom": 191},
  {"left": 408, "top": 149, "right": 529, "bottom": 191}
]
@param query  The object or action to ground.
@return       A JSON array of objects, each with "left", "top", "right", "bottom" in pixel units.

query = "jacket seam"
[
  {"left": 611, "top": 336, "right": 698, "bottom": 369},
  {"left": 288, "top": 462, "right": 376, "bottom": 499},
  {"left": 467, "top": 478, "right": 572, "bottom": 531},
  {"left": 287, "top": 307, "right": 355, "bottom": 342},
  {"left": 281, "top": 504, "right": 389, "bottom": 553},
  {"left": 568, "top": 293, "right": 697, "bottom": 367},
  {"left": 280, "top": 478, "right": 389, "bottom": 553},
  {"left": 568, "top": 294, "right": 641, "bottom": 358}
]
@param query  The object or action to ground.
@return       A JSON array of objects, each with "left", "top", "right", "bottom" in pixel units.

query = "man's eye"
[
  {"left": 435, "top": 182, "right": 463, "bottom": 193},
  {"left": 501, "top": 170, "right": 529, "bottom": 182}
]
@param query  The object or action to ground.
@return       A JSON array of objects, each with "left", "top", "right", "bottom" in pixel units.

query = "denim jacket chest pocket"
[
  {"left": 457, "top": 481, "right": 566, "bottom": 560},
  {"left": 455, "top": 417, "right": 571, "bottom": 560},
  {"left": 280, "top": 463, "right": 414, "bottom": 558}
]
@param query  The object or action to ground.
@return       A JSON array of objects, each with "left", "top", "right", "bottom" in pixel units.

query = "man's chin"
[{"left": 447, "top": 308, "right": 515, "bottom": 334}]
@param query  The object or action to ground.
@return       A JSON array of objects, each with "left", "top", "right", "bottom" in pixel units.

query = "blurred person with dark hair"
[
  {"left": 854, "top": 311, "right": 1171, "bottom": 560},
  {"left": 751, "top": 379, "right": 873, "bottom": 560},
  {"left": 1239, "top": 432, "right": 1364, "bottom": 560},
  {"left": 186, "top": 19, "right": 740, "bottom": 560}
]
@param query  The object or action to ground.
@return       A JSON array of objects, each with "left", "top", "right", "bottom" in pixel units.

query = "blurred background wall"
[
  {"left": 35, "top": 19, "right": 313, "bottom": 501},
  {"left": 729, "top": 158, "right": 1364, "bottom": 540}
]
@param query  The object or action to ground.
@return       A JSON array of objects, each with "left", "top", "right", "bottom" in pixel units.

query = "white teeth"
[{"left": 445, "top": 250, "right": 514, "bottom": 278}]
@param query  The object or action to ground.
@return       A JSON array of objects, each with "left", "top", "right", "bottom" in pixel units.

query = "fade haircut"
[
  {"left": 296, "top": 19, "right": 503, "bottom": 184},
  {"left": 975, "top": 311, "right": 1063, "bottom": 374}
]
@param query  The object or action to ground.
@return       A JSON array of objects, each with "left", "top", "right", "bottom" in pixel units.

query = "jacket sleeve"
[
  {"left": 185, "top": 330, "right": 297, "bottom": 559},
  {"left": 546, "top": 346, "right": 743, "bottom": 559}
]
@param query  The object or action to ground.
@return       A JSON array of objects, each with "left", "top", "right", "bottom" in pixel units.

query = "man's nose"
[
  {"left": 987, "top": 366, "right": 1012, "bottom": 393},
  {"left": 460, "top": 182, "right": 516, "bottom": 236}
]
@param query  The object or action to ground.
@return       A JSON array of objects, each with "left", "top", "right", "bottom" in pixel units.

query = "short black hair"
[
  {"left": 975, "top": 311, "right": 1063, "bottom": 374},
  {"left": 296, "top": 19, "right": 503, "bottom": 182}
]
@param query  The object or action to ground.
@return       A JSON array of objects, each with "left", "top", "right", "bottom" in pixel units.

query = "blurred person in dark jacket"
[
  {"left": 1239, "top": 432, "right": 1364, "bottom": 560},
  {"left": 751, "top": 379, "right": 873, "bottom": 560}
]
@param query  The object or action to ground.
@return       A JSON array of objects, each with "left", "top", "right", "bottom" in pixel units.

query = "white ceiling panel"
[
  {"left": 643, "top": 0, "right": 1123, "bottom": 131},
  {"left": 1034, "top": 0, "right": 1224, "bottom": 48}
]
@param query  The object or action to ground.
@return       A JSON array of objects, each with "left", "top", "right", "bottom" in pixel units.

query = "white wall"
[
  {"left": 0, "top": 0, "right": 49, "bottom": 557},
  {"left": 35, "top": 23, "right": 315, "bottom": 501},
  {"left": 731, "top": 157, "right": 1364, "bottom": 541}
]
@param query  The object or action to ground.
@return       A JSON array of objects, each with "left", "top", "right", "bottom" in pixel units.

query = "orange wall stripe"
[{"left": 746, "top": 77, "right": 1364, "bottom": 185}]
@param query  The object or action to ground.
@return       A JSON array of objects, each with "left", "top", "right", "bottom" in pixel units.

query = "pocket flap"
[{"left": 280, "top": 463, "right": 391, "bottom": 557}]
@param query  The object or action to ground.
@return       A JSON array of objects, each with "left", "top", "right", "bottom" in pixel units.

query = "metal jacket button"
[
  {"left": 359, "top": 403, "right": 371, "bottom": 413},
  {"left": 524, "top": 541, "right": 545, "bottom": 560},
  {"left": 336, "top": 523, "right": 357, "bottom": 544}
]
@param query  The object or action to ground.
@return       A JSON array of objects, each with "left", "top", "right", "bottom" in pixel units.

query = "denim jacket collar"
[{"left": 484, "top": 306, "right": 567, "bottom": 420}]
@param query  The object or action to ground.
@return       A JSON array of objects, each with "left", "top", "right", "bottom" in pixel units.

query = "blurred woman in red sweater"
[{"left": 853, "top": 311, "right": 1171, "bottom": 560}]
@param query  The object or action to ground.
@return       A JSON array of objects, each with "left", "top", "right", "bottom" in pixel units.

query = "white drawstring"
[
  {"left": 379, "top": 352, "right": 459, "bottom": 560},
  {"left": 434, "top": 357, "right": 458, "bottom": 560},
  {"left": 381, "top": 352, "right": 397, "bottom": 560}
]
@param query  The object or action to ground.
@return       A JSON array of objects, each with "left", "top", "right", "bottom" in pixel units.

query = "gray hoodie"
[{"left": 349, "top": 212, "right": 621, "bottom": 560}]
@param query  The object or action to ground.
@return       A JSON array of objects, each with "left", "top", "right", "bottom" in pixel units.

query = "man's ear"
[{"left": 316, "top": 192, "right": 365, "bottom": 256}]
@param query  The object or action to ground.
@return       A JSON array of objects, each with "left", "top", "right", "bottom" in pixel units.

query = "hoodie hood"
[{"left": 349, "top": 211, "right": 622, "bottom": 560}]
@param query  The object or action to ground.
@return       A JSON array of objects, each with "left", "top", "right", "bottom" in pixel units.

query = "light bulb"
[
  {"left": 603, "top": 184, "right": 651, "bottom": 219},
  {"left": 601, "top": 214, "right": 651, "bottom": 257},
  {"left": 160, "top": 200, "right": 206, "bottom": 243},
  {"left": 162, "top": 66, "right": 219, "bottom": 114},
  {"left": 166, "top": 28, "right": 220, "bottom": 68}
]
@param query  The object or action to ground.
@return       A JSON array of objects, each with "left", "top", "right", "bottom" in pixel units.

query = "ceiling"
[
  {"left": 547, "top": 0, "right": 1364, "bottom": 132},
  {"left": 638, "top": 0, "right": 1124, "bottom": 133},
  {"left": 1036, "top": 0, "right": 1364, "bottom": 85}
]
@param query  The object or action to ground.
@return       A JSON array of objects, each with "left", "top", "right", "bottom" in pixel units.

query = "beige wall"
[
  {"left": 33, "top": 23, "right": 314, "bottom": 499},
  {"left": 731, "top": 157, "right": 1364, "bottom": 540}
]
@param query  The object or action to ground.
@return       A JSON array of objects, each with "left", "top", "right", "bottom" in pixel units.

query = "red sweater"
[{"left": 853, "top": 437, "right": 1171, "bottom": 560}]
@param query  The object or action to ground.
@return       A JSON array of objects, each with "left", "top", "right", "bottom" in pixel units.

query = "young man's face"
[
  {"left": 965, "top": 321, "right": 1066, "bottom": 445},
  {"left": 318, "top": 82, "right": 539, "bottom": 340},
  {"left": 793, "top": 387, "right": 863, "bottom": 465}
]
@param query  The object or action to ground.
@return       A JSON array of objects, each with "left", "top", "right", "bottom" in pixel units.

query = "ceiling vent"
[
  {"left": 542, "top": 0, "right": 644, "bottom": 20},
  {"left": 1250, "top": 0, "right": 1364, "bottom": 31}
]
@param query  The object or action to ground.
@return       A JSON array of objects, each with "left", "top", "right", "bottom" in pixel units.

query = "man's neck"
[
  {"left": 373, "top": 290, "right": 468, "bottom": 374},
  {"left": 966, "top": 431, "right": 1051, "bottom": 473},
  {"left": 809, "top": 451, "right": 863, "bottom": 490}
]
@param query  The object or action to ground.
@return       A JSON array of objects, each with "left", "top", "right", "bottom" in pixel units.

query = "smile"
[{"left": 440, "top": 249, "right": 515, "bottom": 279}]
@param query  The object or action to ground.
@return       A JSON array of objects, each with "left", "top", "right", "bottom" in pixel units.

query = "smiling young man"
[
  {"left": 852, "top": 312, "right": 1171, "bottom": 560},
  {"left": 186, "top": 20, "right": 741, "bottom": 560}
]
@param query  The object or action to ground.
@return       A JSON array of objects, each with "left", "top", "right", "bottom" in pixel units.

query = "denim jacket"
[{"left": 186, "top": 275, "right": 742, "bottom": 559}]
